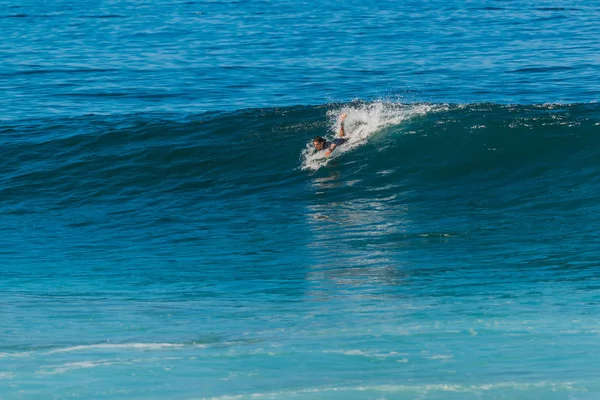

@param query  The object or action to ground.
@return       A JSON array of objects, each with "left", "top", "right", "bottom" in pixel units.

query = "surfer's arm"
[
  {"left": 338, "top": 113, "right": 347, "bottom": 137},
  {"left": 326, "top": 114, "right": 347, "bottom": 156},
  {"left": 325, "top": 143, "right": 337, "bottom": 157}
]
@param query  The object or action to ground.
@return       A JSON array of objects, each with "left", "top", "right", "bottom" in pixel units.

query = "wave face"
[
  {"left": 3, "top": 102, "right": 600, "bottom": 265},
  {"left": 3, "top": 102, "right": 600, "bottom": 212},
  {"left": 3, "top": 103, "right": 600, "bottom": 398}
]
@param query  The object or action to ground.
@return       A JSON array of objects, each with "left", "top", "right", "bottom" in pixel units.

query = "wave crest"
[{"left": 300, "top": 102, "right": 444, "bottom": 170}]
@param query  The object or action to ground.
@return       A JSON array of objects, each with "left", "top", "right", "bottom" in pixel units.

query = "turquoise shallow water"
[{"left": 2, "top": 1, "right": 600, "bottom": 399}]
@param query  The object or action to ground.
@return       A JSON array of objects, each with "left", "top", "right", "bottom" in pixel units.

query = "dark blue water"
[
  {"left": 2, "top": 1, "right": 600, "bottom": 399},
  {"left": 3, "top": 0, "right": 599, "bottom": 119}
]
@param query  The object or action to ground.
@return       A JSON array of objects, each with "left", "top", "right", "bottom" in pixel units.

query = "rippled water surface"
[{"left": 2, "top": 0, "right": 600, "bottom": 119}]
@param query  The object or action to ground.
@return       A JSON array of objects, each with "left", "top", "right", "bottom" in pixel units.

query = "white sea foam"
[
  {"left": 324, "top": 349, "right": 406, "bottom": 359},
  {"left": 425, "top": 354, "right": 454, "bottom": 360},
  {"left": 37, "top": 359, "right": 130, "bottom": 375},
  {"left": 200, "top": 381, "right": 580, "bottom": 400},
  {"left": 0, "top": 343, "right": 207, "bottom": 358},
  {"left": 300, "top": 102, "right": 443, "bottom": 171},
  {"left": 45, "top": 343, "right": 192, "bottom": 354},
  {"left": 0, "top": 351, "right": 33, "bottom": 359},
  {"left": 37, "top": 356, "right": 186, "bottom": 375}
]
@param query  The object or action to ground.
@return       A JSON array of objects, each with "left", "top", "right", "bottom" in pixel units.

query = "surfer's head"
[{"left": 313, "top": 136, "right": 326, "bottom": 150}]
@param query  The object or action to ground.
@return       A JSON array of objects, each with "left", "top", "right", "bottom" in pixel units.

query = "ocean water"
[{"left": 2, "top": 1, "right": 600, "bottom": 399}]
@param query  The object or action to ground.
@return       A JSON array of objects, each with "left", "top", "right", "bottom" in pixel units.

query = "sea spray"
[{"left": 301, "top": 102, "right": 445, "bottom": 170}]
